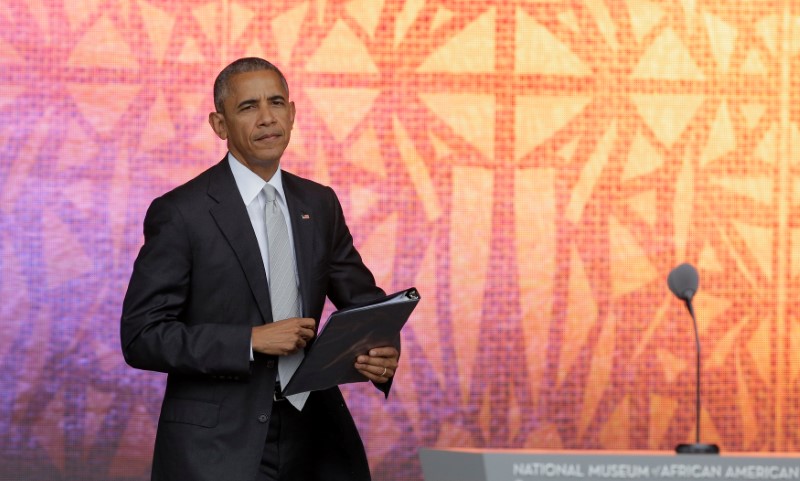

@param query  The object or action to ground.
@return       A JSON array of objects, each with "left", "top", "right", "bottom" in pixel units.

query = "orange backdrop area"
[{"left": 2, "top": 1, "right": 799, "bottom": 480}]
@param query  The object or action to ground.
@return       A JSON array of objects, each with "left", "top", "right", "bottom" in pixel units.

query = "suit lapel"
[
  {"left": 282, "top": 172, "right": 316, "bottom": 318},
  {"left": 206, "top": 159, "right": 274, "bottom": 325}
]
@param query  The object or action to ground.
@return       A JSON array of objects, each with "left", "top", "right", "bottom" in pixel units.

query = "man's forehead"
[{"left": 226, "top": 70, "right": 288, "bottom": 99}]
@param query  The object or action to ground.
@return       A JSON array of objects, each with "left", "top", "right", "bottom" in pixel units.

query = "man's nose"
[{"left": 257, "top": 104, "right": 276, "bottom": 124}]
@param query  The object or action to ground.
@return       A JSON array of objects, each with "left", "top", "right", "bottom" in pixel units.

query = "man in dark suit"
[{"left": 120, "top": 57, "right": 399, "bottom": 481}]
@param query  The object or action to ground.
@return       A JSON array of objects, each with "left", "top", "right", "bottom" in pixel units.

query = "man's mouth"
[{"left": 255, "top": 133, "right": 280, "bottom": 142}]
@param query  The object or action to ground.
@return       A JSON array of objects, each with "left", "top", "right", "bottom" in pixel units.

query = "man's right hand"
[{"left": 251, "top": 317, "right": 316, "bottom": 356}]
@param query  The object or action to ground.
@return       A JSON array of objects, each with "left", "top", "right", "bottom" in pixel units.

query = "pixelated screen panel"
[{"left": 2, "top": 1, "right": 800, "bottom": 480}]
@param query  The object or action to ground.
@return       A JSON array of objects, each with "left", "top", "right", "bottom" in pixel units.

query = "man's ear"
[
  {"left": 288, "top": 101, "right": 296, "bottom": 130},
  {"left": 208, "top": 112, "right": 228, "bottom": 140}
]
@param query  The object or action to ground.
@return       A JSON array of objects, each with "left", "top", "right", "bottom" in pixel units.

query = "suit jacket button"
[
  {"left": 258, "top": 414, "right": 268, "bottom": 423},
  {"left": 266, "top": 360, "right": 275, "bottom": 368}
]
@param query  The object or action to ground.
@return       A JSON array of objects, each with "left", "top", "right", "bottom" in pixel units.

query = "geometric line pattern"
[{"left": 3, "top": 1, "right": 800, "bottom": 480}]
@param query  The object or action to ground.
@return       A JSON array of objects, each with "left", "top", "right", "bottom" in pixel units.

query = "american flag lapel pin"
[{"left": 301, "top": 213, "right": 311, "bottom": 220}]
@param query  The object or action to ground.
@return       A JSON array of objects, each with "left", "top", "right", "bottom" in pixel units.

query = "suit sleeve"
[
  {"left": 323, "top": 187, "right": 399, "bottom": 396},
  {"left": 120, "top": 195, "right": 252, "bottom": 376}
]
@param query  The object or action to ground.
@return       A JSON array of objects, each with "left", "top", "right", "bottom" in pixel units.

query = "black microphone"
[
  {"left": 667, "top": 263, "right": 719, "bottom": 455},
  {"left": 667, "top": 262, "right": 698, "bottom": 302}
]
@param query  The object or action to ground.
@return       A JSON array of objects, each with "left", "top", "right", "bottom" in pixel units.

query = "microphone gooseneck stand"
[
  {"left": 667, "top": 263, "right": 720, "bottom": 455},
  {"left": 674, "top": 296, "right": 719, "bottom": 455}
]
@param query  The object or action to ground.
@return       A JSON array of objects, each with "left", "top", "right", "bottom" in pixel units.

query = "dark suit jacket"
[{"left": 121, "top": 158, "right": 389, "bottom": 481}]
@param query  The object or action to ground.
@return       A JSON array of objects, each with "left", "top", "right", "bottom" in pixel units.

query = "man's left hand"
[{"left": 355, "top": 347, "right": 399, "bottom": 383}]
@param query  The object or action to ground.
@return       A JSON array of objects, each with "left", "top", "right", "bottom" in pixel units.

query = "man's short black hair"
[{"left": 213, "top": 57, "right": 289, "bottom": 113}]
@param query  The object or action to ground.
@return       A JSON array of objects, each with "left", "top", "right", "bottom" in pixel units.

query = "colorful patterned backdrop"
[{"left": 2, "top": 0, "right": 800, "bottom": 479}]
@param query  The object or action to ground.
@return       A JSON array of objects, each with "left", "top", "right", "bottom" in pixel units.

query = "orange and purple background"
[{"left": 2, "top": 1, "right": 800, "bottom": 480}]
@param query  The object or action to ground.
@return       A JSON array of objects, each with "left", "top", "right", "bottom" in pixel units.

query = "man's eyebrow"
[
  {"left": 236, "top": 98, "right": 258, "bottom": 109},
  {"left": 235, "top": 95, "right": 286, "bottom": 109}
]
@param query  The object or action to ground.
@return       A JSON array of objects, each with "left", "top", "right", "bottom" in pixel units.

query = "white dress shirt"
[{"left": 227, "top": 153, "right": 301, "bottom": 360}]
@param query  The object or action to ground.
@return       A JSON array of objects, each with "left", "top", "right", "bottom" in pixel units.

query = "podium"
[{"left": 419, "top": 448, "right": 800, "bottom": 481}]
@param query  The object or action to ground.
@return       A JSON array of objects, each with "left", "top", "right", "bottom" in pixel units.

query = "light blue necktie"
[{"left": 264, "top": 184, "right": 308, "bottom": 410}]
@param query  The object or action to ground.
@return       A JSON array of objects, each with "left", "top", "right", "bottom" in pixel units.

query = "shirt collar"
[{"left": 227, "top": 153, "right": 287, "bottom": 205}]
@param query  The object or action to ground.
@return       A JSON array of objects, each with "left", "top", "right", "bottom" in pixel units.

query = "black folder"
[{"left": 281, "top": 287, "right": 420, "bottom": 396}]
